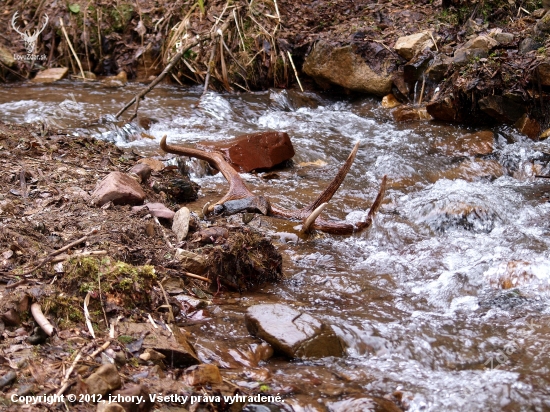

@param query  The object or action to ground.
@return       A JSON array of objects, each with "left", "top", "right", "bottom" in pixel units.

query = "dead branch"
[
  {"left": 116, "top": 16, "right": 234, "bottom": 120},
  {"left": 160, "top": 135, "right": 386, "bottom": 235}
]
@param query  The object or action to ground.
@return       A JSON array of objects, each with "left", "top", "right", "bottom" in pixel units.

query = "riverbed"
[{"left": 2, "top": 81, "right": 550, "bottom": 411}]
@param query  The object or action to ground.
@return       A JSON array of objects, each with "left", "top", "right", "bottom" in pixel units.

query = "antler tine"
[
  {"left": 11, "top": 12, "right": 26, "bottom": 36},
  {"left": 160, "top": 135, "right": 257, "bottom": 210},
  {"left": 301, "top": 202, "right": 327, "bottom": 234},
  {"left": 310, "top": 175, "right": 387, "bottom": 234},
  {"left": 35, "top": 14, "right": 49, "bottom": 37},
  {"left": 302, "top": 140, "right": 360, "bottom": 214}
]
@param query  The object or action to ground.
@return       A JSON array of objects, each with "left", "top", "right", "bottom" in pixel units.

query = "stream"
[{"left": 2, "top": 82, "right": 550, "bottom": 411}]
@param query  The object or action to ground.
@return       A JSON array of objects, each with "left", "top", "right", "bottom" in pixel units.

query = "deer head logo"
[{"left": 11, "top": 12, "right": 49, "bottom": 54}]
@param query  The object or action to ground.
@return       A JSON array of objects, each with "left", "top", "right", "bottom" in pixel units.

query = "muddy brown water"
[{"left": 2, "top": 81, "right": 550, "bottom": 411}]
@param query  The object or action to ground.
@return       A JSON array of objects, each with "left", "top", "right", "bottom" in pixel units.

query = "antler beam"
[{"left": 160, "top": 135, "right": 386, "bottom": 235}]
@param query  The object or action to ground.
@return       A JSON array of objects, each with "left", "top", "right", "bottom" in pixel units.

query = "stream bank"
[{"left": 1, "top": 1, "right": 550, "bottom": 133}]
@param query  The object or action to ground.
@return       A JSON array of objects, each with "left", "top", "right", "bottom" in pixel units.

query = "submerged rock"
[
  {"left": 197, "top": 131, "right": 295, "bottom": 173},
  {"left": 303, "top": 41, "right": 392, "bottom": 96},
  {"left": 245, "top": 304, "right": 344, "bottom": 358},
  {"left": 432, "top": 130, "right": 494, "bottom": 157},
  {"left": 91, "top": 171, "right": 146, "bottom": 206}
]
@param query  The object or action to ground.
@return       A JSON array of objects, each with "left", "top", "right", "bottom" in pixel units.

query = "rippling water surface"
[{"left": 2, "top": 82, "right": 550, "bottom": 411}]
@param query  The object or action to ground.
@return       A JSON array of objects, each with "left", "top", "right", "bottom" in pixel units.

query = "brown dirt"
[{"left": 0, "top": 121, "right": 286, "bottom": 411}]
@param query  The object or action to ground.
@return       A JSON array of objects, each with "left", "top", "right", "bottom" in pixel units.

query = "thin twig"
[
  {"left": 287, "top": 51, "right": 304, "bottom": 92},
  {"left": 56, "top": 350, "right": 82, "bottom": 397},
  {"left": 203, "top": 39, "right": 218, "bottom": 95},
  {"left": 59, "top": 18, "right": 86, "bottom": 79},
  {"left": 15, "top": 229, "right": 98, "bottom": 276},
  {"left": 158, "top": 280, "right": 175, "bottom": 323},
  {"left": 182, "top": 271, "right": 211, "bottom": 283},
  {"left": 50, "top": 250, "right": 107, "bottom": 264},
  {"left": 153, "top": 216, "right": 173, "bottom": 248}
]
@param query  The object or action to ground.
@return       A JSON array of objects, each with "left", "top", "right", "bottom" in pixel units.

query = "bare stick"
[
  {"left": 15, "top": 229, "right": 98, "bottom": 276},
  {"left": 31, "top": 303, "right": 55, "bottom": 336},
  {"left": 203, "top": 39, "right": 217, "bottom": 96},
  {"left": 153, "top": 216, "right": 173, "bottom": 249},
  {"left": 418, "top": 75, "right": 426, "bottom": 106},
  {"left": 183, "top": 271, "right": 212, "bottom": 283},
  {"left": 116, "top": 17, "right": 234, "bottom": 119},
  {"left": 89, "top": 340, "right": 111, "bottom": 359},
  {"left": 56, "top": 350, "right": 82, "bottom": 397},
  {"left": 287, "top": 51, "right": 304, "bottom": 92},
  {"left": 158, "top": 280, "right": 175, "bottom": 323},
  {"left": 50, "top": 250, "right": 107, "bottom": 263},
  {"left": 59, "top": 18, "right": 86, "bottom": 79}
]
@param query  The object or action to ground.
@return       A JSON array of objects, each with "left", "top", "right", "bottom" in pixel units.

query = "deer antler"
[
  {"left": 160, "top": 135, "right": 386, "bottom": 235},
  {"left": 33, "top": 14, "right": 49, "bottom": 39},
  {"left": 11, "top": 12, "right": 26, "bottom": 37}
]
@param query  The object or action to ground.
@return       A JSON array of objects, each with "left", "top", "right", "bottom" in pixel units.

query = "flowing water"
[{"left": 2, "top": 82, "right": 550, "bottom": 411}]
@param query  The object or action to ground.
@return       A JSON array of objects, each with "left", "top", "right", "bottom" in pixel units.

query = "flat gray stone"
[{"left": 245, "top": 303, "right": 344, "bottom": 359}]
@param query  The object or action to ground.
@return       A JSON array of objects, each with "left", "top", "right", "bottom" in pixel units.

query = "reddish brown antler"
[{"left": 160, "top": 135, "right": 386, "bottom": 235}]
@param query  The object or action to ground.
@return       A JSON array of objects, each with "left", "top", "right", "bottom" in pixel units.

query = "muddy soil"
[{"left": 0, "top": 121, "right": 292, "bottom": 411}]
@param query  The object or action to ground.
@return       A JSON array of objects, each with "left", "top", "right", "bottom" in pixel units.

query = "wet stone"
[
  {"left": 381, "top": 94, "right": 401, "bottom": 109},
  {"left": 91, "top": 172, "right": 146, "bottom": 206},
  {"left": 432, "top": 130, "right": 494, "bottom": 157},
  {"left": 197, "top": 131, "right": 295, "bottom": 173},
  {"left": 245, "top": 304, "right": 345, "bottom": 359},
  {"left": 85, "top": 364, "right": 122, "bottom": 396},
  {"left": 478, "top": 95, "right": 526, "bottom": 124},
  {"left": 184, "top": 364, "right": 222, "bottom": 386}
]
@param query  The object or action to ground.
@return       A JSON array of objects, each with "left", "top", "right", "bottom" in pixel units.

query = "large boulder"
[
  {"left": 197, "top": 131, "right": 294, "bottom": 173},
  {"left": 245, "top": 304, "right": 344, "bottom": 359},
  {"left": 394, "top": 31, "right": 435, "bottom": 60},
  {"left": 303, "top": 42, "right": 392, "bottom": 96},
  {"left": 91, "top": 172, "right": 146, "bottom": 206}
]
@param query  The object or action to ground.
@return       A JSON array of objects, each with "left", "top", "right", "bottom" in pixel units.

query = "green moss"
[{"left": 118, "top": 335, "right": 134, "bottom": 344}]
